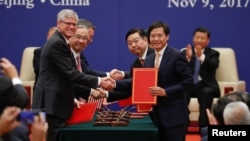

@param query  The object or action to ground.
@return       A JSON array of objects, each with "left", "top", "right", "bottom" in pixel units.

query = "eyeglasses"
[
  {"left": 74, "top": 34, "right": 88, "bottom": 40},
  {"left": 60, "top": 21, "right": 77, "bottom": 27}
]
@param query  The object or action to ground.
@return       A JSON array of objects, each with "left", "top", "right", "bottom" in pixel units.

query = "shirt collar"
[
  {"left": 155, "top": 44, "right": 167, "bottom": 56},
  {"left": 71, "top": 48, "right": 79, "bottom": 59},
  {"left": 140, "top": 47, "right": 148, "bottom": 60}
]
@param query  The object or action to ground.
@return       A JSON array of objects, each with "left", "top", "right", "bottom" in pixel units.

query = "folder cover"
[
  {"left": 118, "top": 96, "right": 132, "bottom": 107},
  {"left": 66, "top": 102, "right": 98, "bottom": 125},
  {"left": 136, "top": 104, "right": 152, "bottom": 112},
  {"left": 132, "top": 68, "right": 158, "bottom": 104}
]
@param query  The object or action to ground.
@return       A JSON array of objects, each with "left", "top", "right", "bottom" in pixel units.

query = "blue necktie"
[{"left": 193, "top": 57, "right": 200, "bottom": 84}]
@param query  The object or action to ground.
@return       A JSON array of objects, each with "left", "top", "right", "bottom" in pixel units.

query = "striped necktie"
[{"left": 76, "top": 55, "right": 82, "bottom": 72}]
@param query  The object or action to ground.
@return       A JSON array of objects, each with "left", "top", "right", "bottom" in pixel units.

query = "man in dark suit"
[
  {"left": 143, "top": 21, "right": 193, "bottom": 141},
  {"left": 108, "top": 22, "right": 192, "bottom": 141},
  {"left": 68, "top": 25, "right": 111, "bottom": 104},
  {"left": 98, "top": 28, "right": 154, "bottom": 102},
  {"left": 183, "top": 27, "right": 220, "bottom": 129},
  {"left": 31, "top": 9, "right": 114, "bottom": 141},
  {"left": 33, "top": 26, "right": 57, "bottom": 92},
  {"left": 76, "top": 18, "right": 122, "bottom": 80},
  {"left": 0, "top": 58, "right": 47, "bottom": 141},
  {"left": 32, "top": 19, "right": 122, "bottom": 106},
  {"left": 0, "top": 58, "right": 28, "bottom": 114}
]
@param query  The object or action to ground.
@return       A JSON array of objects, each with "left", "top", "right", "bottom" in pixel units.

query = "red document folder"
[
  {"left": 66, "top": 102, "right": 98, "bottom": 125},
  {"left": 137, "top": 104, "right": 152, "bottom": 112},
  {"left": 132, "top": 68, "right": 158, "bottom": 104},
  {"left": 118, "top": 96, "right": 132, "bottom": 107}
]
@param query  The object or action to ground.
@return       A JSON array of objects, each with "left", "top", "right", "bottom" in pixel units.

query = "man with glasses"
[{"left": 32, "top": 9, "right": 115, "bottom": 141}]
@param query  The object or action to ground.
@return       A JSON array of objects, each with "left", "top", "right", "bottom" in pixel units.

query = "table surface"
[{"left": 59, "top": 114, "right": 159, "bottom": 141}]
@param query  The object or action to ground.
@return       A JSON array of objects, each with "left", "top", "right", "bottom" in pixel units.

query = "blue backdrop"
[{"left": 1, "top": 0, "right": 249, "bottom": 91}]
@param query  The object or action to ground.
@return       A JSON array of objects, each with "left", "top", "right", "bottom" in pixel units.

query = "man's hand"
[
  {"left": 0, "top": 106, "right": 21, "bottom": 136},
  {"left": 109, "top": 69, "right": 124, "bottom": 80},
  {"left": 74, "top": 98, "right": 85, "bottom": 108},
  {"left": 96, "top": 88, "right": 107, "bottom": 98},
  {"left": 0, "top": 57, "right": 19, "bottom": 78},
  {"left": 30, "top": 112, "right": 48, "bottom": 141},
  {"left": 149, "top": 86, "right": 167, "bottom": 97},
  {"left": 91, "top": 88, "right": 107, "bottom": 99},
  {"left": 100, "top": 77, "right": 115, "bottom": 90}
]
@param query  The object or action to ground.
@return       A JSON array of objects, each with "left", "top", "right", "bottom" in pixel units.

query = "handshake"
[
  {"left": 100, "top": 77, "right": 116, "bottom": 90},
  {"left": 91, "top": 87, "right": 108, "bottom": 99},
  {"left": 92, "top": 69, "right": 126, "bottom": 99},
  {"left": 99, "top": 68, "right": 125, "bottom": 90}
]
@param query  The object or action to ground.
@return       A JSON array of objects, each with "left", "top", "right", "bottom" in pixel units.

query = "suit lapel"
[{"left": 158, "top": 46, "right": 171, "bottom": 70}]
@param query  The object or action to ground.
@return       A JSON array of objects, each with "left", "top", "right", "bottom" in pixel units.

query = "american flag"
[{"left": 87, "top": 96, "right": 106, "bottom": 110}]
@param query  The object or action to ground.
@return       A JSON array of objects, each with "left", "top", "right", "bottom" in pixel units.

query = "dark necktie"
[
  {"left": 140, "top": 59, "right": 144, "bottom": 65},
  {"left": 76, "top": 55, "right": 82, "bottom": 72},
  {"left": 193, "top": 57, "right": 200, "bottom": 84}
]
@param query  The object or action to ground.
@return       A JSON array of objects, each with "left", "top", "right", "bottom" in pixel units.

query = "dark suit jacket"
[
  {"left": 74, "top": 52, "right": 108, "bottom": 100},
  {"left": 32, "top": 30, "right": 99, "bottom": 119},
  {"left": 123, "top": 47, "right": 155, "bottom": 79},
  {"left": 0, "top": 76, "right": 28, "bottom": 114},
  {"left": 33, "top": 48, "right": 107, "bottom": 100},
  {"left": 33, "top": 48, "right": 42, "bottom": 91},
  {"left": 184, "top": 47, "right": 220, "bottom": 97},
  {"left": 108, "top": 47, "right": 154, "bottom": 102},
  {"left": 143, "top": 46, "right": 193, "bottom": 128},
  {"left": 0, "top": 76, "right": 29, "bottom": 141}
]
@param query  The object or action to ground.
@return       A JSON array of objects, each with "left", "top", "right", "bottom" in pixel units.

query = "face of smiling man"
[
  {"left": 149, "top": 27, "right": 169, "bottom": 52},
  {"left": 69, "top": 26, "right": 89, "bottom": 53},
  {"left": 57, "top": 17, "right": 78, "bottom": 40}
]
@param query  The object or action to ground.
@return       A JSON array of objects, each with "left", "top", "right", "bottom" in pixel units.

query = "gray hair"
[
  {"left": 57, "top": 9, "right": 78, "bottom": 22},
  {"left": 77, "top": 18, "right": 95, "bottom": 30},
  {"left": 77, "top": 25, "right": 88, "bottom": 29},
  {"left": 223, "top": 101, "right": 250, "bottom": 125}
]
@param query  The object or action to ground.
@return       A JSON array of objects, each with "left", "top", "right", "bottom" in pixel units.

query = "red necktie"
[
  {"left": 76, "top": 55, "right": 82, "bottom": 72},
  {"left": 140, "top": 59, "right": 144, "bottom": 65}
]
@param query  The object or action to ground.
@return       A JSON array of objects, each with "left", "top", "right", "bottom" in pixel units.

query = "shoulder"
[
  {"left": 166, "top": 46, "right": 183, "bottom": 55},
  {"left": 205, "top": 47, "right": 219, "bottom": 53},
  {"left": 34, "top": 48, "right": 42, "bottom": 54},
  {"left": 147, "top": 47, "right": 155, "bottom": 54},
  {"left": 0, "top": 76, "right": 12, "bottom": 93}
]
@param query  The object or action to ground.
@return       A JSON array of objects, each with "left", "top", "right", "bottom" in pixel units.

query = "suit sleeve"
[
  {"left": 73, "top": 84, "right": 91, "bottom": 100},
  {"left": 107, "top": 89, "right": 131, "bottom": 102},
  {"left": 115, "top": 78, "right": 132, "bottom": 91},
  {"left": 33, "top": 48, "right": 41, "bottom": 76},
  {"left": 0, "top": 77, "right": 28, "bottom": 113}
]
